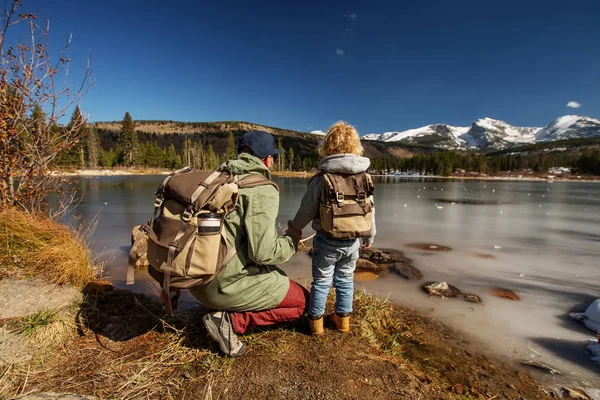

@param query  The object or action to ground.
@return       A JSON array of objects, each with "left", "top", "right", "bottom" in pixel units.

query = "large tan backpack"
[
  {"left": 316, "top": 171, "right": 374, "bottom": 239},
  {"left": 128, "top": 167, "right": 277, "bottom": 313}
]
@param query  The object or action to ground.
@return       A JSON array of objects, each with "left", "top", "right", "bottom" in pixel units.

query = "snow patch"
[{"left": 536, "top": 115, "right": 600, "bottom": 141}]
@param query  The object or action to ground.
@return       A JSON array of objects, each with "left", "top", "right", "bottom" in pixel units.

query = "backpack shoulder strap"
[
  {"left": 308, "top": 171, "right": 324, "bottom": 187},
  {"left": 323, "top": 172, "right": 348, "bottom": 197},
  {"left": 235, "top": 174, "right": 279, "bottom": 192}
]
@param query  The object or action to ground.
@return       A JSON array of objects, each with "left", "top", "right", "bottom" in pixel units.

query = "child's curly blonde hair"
[{"left": 319, "top": 121, "right": 363, "bottom": 157}]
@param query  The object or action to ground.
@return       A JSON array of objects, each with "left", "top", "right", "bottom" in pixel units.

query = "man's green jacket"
[{"left": 189, "top": 153, "right": 298, "bottom": 311}]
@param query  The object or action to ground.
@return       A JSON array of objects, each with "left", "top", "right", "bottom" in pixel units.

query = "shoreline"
[
  {"left": 376, "top": 174, "right": 600, "bottom": 182},
  {"left": 53, "top": 168, "right": 600, "bottom": 182},
  {"left": 3, "top": 210, "right": 598, "bottom": 398}
]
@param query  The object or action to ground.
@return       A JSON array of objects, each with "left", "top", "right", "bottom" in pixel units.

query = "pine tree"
[
  {"left": 117, "top": 112, "right": 138, "bottom": 166},
  {"left": 206, "top": 144, "right": 217, "bottom": 170},
  {"left": 165, "top": 144, "right": 178, "bottom": 169},
  {"left": 70, "top": 106, "right": 86, "bottom": 167},
  {"left": 288, "top": 147, "right": 295, "bottom": 171},
  {"left": 277, "top": 138, "right": 285, "bottom": 171},
  {"left": 55, "top": 106, "right": 86, "bottom": 166},
  {"left": 195, "top": 141, "right": 205, "bottom": 170},
  {"left": 85, "top": 127, "right": 100, "bottom": 168},
  {"left": 100, "top": 148, "right": 117, "bottom": 167},
  {"left": 225, "top": 131, "right": 237, "bottom": 160},
  {"left": 183, "top": 136, "right": 190, "bottom": 166},
  {"left": 199, "top": 141, "right": 207, "bottom": 170}
]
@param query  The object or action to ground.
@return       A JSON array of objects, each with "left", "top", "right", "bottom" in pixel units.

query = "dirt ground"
[{"left": 1, "top": 281, "right": 558, "bottom": 400}]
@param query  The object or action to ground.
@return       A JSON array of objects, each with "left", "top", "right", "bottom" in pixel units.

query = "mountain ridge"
[
  {"left": 91, "top": 120, "right": 436, "bottom": 163},
  {"left": 358, "top": 115, "right": 600, "bottom": 150}
]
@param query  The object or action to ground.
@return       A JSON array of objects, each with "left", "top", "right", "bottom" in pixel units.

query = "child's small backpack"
[
  {"left": 128, "top": 167, "right": 277, "bottom": 314},
  {"left": 314, "top": 171, "right": 374, "bottom": 239}
]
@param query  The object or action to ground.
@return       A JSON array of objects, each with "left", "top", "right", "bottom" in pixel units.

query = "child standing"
[{"left": 289, "top": 121, "right": 376, "bottom": 335}]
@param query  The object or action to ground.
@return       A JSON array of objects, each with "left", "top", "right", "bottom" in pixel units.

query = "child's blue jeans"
[{"left": 309, "top": 232, "right": 360, "bottom": 317}]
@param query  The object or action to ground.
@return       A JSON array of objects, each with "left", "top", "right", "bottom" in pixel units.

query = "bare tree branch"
[{"left": 0, "top": 0, "right": 92, "bottom": 216}]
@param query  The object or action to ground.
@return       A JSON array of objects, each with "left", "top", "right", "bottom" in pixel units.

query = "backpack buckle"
[
  {"left": 154, "top": 198, "right": 163, "bottom": 208},
  {"left": 335, "top": 192, "right": 344, "bottom": 203},
  {"left": 357, "top": 192, "right": 367, "bottom": 202},
  {"left": 181, "top": 210, "right": 192, "bottom": 223}
]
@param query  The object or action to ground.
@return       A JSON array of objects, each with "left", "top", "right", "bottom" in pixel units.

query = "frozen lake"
[{"left": 72, "top": 175, "right": 600, "bottom": 387}]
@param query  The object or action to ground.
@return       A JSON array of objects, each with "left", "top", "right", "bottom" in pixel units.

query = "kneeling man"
[{"left": 190, "top": 130, "right": 307, "bottom": 357}]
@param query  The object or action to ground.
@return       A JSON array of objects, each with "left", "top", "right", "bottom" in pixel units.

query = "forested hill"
[{"left": 91, "top": 120, "right": 434, "bottom": 163}]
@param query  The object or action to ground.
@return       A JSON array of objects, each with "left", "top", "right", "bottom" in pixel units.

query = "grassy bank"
[
  {"left": 0, "top": 210, "right": 555, "bottom": 399},
  {"left": 2, "top": 282, "right": 552, "bottom": 399},
  {"left": 0, "top": 209, "right": 98, "bottom": 286}
]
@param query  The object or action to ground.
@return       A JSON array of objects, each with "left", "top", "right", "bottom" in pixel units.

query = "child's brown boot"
[
  {"left": 308, "top": 315, "right": 324, "bottom": 336},
  {"left": 331, "top": 313, "right": 350, "bottom": 333}
]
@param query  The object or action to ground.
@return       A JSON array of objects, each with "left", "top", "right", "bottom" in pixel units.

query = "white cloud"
[
  {"left": 335, "top": 48, "right": 345, "bottom": 56},
  {"left": 567, "top": 101, "right": 581, "bottom": 109},
  {"left": 342, "top": 13, "right": 357, "bottom": 20}
]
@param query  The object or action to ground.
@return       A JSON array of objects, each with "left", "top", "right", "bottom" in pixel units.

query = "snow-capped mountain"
[
  {"left": 459, "top": 118, "right": 541, "bottom": 149},
  {"left": 363, "top": 124, "right": 469, "bottom": 149},
  {"left": 358, "top": 115, "right": 600, "bottom": 150},
  {"left": 536, "top": 115, "right": 600, "bottom": 142},
  {"left": 310, "top": 130, "right": 326, "bottom": 136}
]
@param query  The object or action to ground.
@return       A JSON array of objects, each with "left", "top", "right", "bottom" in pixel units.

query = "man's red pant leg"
[{"left": 230, "top": 280, "right": 309, "bottom": 334}]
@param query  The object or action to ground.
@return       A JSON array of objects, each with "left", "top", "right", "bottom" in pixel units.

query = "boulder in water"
[
  {"left": 392, "top": 263, "right": 423, "bottom": 280},
  {"left": 407, "top": 243, "right": 452, "bottom": 252},
  {"left": 355, "top": 259, "right": 387, "bottom": 274},
  {"left": 423, "top": 281, "right": 461, "bottom": 298},
  {"left": 488, "top": 288, "right": 520, "bottom": 300},
  {"left": 360, "top": 248, "right": 399, "bottom": 264},
  {"left": 462, "top": 293, "right": 482, "bottom": 303}
]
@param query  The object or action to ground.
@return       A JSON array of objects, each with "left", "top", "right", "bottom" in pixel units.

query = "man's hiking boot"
[
  {"left": 308, "top": 315, "right": 324, "bottom": 336},
  {"left": 202, "top": 311, "right": 247, "bottom": 357},
  {"left": 331, "top": 312, "right": 350, "bottom": 333}
]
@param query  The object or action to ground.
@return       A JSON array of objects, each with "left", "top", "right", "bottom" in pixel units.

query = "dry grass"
[
  {"left": 0, "top": 365, "right": 12, "bottom": 400},
  {"left": 9, "top": 306, "right": 78, "bottom": 348},
  {"left": 0, "top": 209, "right": 98, "bottom": 286},
  {"left": 0, "top": 285, "right": 553, "bottom": 400},
  {"left": 1, "top": 304, "right": 81, "bottom": 398},
  {"left": 353, "top": 290, "right": 409, "bottom": 355}
]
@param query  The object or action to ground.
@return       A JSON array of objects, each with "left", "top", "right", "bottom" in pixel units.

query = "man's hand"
[{"left": 286, "top": 220, "right": 302, "bottom": 242}]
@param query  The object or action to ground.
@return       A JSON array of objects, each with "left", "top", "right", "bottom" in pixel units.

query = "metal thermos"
[{"left": 197, "top": 212, "right": 222, "bottom": 233}]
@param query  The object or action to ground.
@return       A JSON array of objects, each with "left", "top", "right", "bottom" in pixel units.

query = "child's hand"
[{"left": 286, "top": 220, "right": 302, "bottom": 242}]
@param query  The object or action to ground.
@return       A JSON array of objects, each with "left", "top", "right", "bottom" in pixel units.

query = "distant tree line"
[
  {"left": 53, "top": 111, "right": 600, "bottom": 176},
  {"left": 54, "top": 112, "right": 320, "bottom": 171},
  {"left": 371, "top": 150, "right": 600, "bottom": 176}
]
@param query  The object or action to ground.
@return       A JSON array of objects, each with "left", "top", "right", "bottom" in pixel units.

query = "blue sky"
[{"left": 16, "top": 0, "right": 600, "bottom": 133}]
